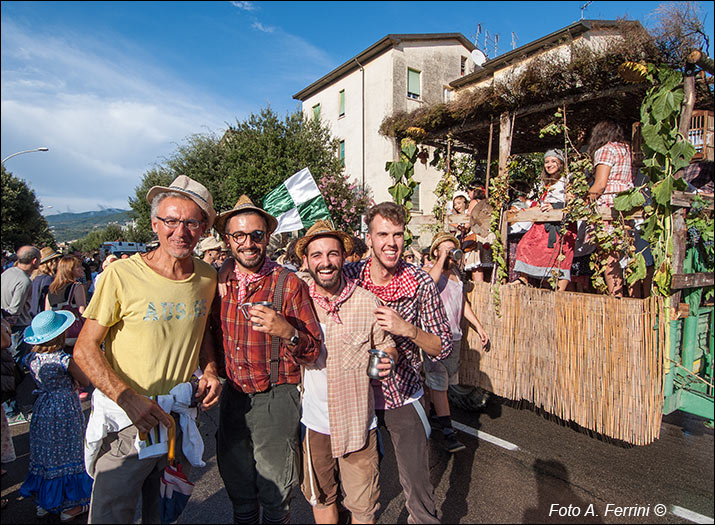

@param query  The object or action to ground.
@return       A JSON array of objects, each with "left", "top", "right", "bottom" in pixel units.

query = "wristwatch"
[{"left": 287, "top": 331, "right": 300, "bottom": 346}]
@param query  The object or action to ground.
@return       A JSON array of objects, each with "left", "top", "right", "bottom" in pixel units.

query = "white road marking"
[
  {"left": 670, "top": 505, "right": 714, "bottom": 524},
  {"left": 452, "top": 421, "right": 521, "bottom": 451}
]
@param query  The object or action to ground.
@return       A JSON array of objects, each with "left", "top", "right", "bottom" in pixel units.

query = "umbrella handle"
[
  {"left": 137, "top": 415, "right": 177, "bottom": 466},
  {"left": 167, "top": 416, "right": 176, "bottom": 466}
]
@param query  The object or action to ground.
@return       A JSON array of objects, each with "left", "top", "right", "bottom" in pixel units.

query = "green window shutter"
[
  {"left": 312, "top": 103, "right": 321, "bottom": 120},
  {"left": 339, "top": 90, "right": 345, "bottom": 116},
  {"left": 408, "top": 69, "right": 420, "bottom": 98},
  {"left": 411, "top": 182, "right": 421, "bottom": 211},
  {"left": 339, "top": 140, "right": 345, "bottom": 166}
]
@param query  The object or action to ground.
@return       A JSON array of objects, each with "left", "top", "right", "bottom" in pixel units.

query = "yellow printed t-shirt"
[{"left": 83, "top": 253, "right": 217, "bottom": 397}]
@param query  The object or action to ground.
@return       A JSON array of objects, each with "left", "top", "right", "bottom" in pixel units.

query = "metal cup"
[
  {"left": 449, "top": 248, "right": 464, "bottom": 261},
  {"left": 240, "top": 301, "right": 273, "bottom": 327},
  {"left": 366, "top": 349, "right": 394, "bottom": 380}
]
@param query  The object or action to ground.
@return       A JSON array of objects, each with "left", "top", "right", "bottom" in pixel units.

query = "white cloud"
[
  {"left": 252, "top": 21, "right": 276, "bottom": 33},
  {"left": 230, "top": 1, "right": 256, "bottom": 11},
  {"left": 1, "top": 18, "right": 235, "bottom": 213}
]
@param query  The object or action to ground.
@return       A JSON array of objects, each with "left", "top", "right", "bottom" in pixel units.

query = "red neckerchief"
[
  {"left": 361, "top": 258, "right": 419, "bottom": 303},
  {"left": 232, "top": 257, "right": 281, "bottom": 305},
  {"left": 309, "top": 275, "right": 358, "bottom": 324}
]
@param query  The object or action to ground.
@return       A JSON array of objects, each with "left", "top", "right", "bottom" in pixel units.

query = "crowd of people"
[
  {"left": 1, "top": 174, "right": 492, "bottom": 524},
  {"left": 0, "top": 119, "right": 709, "bottom": 523}
]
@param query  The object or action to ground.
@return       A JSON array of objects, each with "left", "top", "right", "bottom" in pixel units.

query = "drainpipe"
[{"left": 354, "top": 57, "right": 366, "bottom": 193}]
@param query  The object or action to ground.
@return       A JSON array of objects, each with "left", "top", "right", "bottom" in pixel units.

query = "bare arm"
[
  {"left": 195, "top": 326, "right": 222, "bottom": 410},
  {"left": 73, "top": 319, "right": 172, "bottom": 433},
  {"left": 463, "top": 297, "right": 489, "bottom": 349},
  {"left": 68, "top": 358, "right": 91, "bottom": 387},
  {"left": 589, "top": 164, "right": 611, "bottom": 202}
]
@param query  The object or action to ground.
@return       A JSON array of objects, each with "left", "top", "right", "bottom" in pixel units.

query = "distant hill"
[{"left": 46, "top": 209, "right": 133, "bottom": 243}]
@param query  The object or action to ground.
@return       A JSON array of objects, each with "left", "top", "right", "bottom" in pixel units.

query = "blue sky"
[{"left": 2, "top": 1, "right": 713, "bottom": 214}]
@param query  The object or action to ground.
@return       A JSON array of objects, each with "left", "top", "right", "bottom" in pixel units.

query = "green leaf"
[
  {"left": 629, "top": 191, "right": 646, "bottom": 209},
  {"left": 626, "top": 253, "right": 647, "bottom": 285},
  {"left": 653, "top": 262, "right": 671, "bottom": 296},
  {"left": 388, "top": 161, "right": 407, "bottom": 182},
  {"left": 402, "top": 141, "right": 417, "bottom": 161},
  {"left": 651, "top": 177, "right": 673, "bottom": 206},
  {"left": 641, "top": 215, "right": 658, "bottom": 242},
  {"left": 669, "top": 139, "right": 696, "bottom": 172},
  {"left": 641, "top": 123, "right": 667, "bottom": 155}
]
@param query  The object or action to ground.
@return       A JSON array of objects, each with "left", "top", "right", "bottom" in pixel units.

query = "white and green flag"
[{"left": 262, "top": 167, "right": 331, "bottom": 234}]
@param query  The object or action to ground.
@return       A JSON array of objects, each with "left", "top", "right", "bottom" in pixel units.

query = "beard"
[
  {"left": 233, "top": 246, "right": 265, "bottom": 270},
  {"left": 308, "top": 263, "right": 343, "bottom": 293}
]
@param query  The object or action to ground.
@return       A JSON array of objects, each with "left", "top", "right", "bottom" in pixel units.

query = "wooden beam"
[
  {"left": 688, "top": 49, "right": 715, "bottom": 75},
  {"left": 506, "top": 206, "right": 643, "bottom": 223},
  {"left": 671, "top": 272, "right": 715, "bottom": 290},
  {"left": 671, "top": 191, "right": 714, "bottom": 210}
]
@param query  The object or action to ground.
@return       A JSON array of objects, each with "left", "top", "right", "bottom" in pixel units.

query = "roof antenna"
[
  {"left": 511, "top": 32, "right": 518, "bottom": 50},
  {"left": 494, "top": 34, "right": 499, "bottom": 57},
  {"left": 580, "top": 1, "right": 592, "bottom": 20},
  {"left": 475, "top": 24, "right": 481, "bottom": 49}
]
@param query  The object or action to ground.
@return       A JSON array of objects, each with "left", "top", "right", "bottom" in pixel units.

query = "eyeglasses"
[
  {"left": 155, "top": 216, "right": 204, "bottom": 231},
  {"left": 225, "top": 230, "right": 266, "bottom": 245}
]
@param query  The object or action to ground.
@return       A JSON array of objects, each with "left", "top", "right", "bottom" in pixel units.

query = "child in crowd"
[{"left": 20, "top": 310, "right": 93, "bottom": 522}]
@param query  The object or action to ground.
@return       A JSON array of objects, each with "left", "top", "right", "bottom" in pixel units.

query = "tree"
[
  {"left": 129, "top": 107, "right": 368, "bottom": 238},
  {"left": 1, "top": 166, "right": 55, "bottom": 251}
]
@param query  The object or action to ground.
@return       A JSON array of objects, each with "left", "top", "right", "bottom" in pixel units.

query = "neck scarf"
[
  {"left": 361, "top": 258, "right": 419, "bottom": 303},
  {"left": 232, "top": 257, "right": 280, "bottom": 305},
  {"left": 309, "top": 275, "right": 357, "bottom": 324}
]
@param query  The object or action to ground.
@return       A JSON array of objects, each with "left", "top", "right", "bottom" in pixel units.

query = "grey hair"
[
  {"left": 16, "top": 246, "right": 41, "bottom": 264},
  {"left": 150, "top": 191, "right": 208, "bottom": 223}
]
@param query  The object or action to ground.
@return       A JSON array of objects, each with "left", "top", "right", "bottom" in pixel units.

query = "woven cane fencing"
[{"left": 461, "top": 283, "right": 666, "bottom": 445}]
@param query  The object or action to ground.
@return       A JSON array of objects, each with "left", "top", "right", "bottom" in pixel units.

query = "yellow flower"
[{"left": 618, "top": 62, "right": 648, "bottom": 83}]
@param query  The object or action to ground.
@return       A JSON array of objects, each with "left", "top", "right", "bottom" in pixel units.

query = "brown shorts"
[{"left": 301, "top": 428, "right": 380, "bottom": 523}]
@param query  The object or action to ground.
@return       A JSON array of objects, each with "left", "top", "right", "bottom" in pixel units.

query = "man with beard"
[
  {"left": 342, "top": 202, "right": 452, "bottom": 524},
  {"left": 75, "top": 175, "right": 222, "bottom": 523},
  {"left": 210, "top": 195, "right": 321, "bottom": 525},
  {"left": 294, "top": 220, "right": 396, "bottom": 525},
  {"left": 424, "top": 233, "right": 489, "bottom": 453}
]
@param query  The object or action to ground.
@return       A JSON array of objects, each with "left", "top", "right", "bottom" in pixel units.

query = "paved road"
[{"left": 2, "top": 377, "right": 713, "bottom": 524}]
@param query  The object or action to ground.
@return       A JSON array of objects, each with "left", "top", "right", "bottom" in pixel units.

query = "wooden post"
[
  {"left": 485, "top": 120, "right": 494, "bottom": 198},
  {"left": 670, "top": 208, "right": 687, "bottom": 309},
  {"left": 496, "top": 112, "right": 513, "bottom": 284}
]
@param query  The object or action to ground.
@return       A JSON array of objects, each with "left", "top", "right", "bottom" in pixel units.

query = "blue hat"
[{"left": 23, "top": 310, "right": 76, "bottom": 345}]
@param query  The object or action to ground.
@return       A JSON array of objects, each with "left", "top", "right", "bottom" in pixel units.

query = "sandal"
[{"left": 60, "top": 504, "right": 89, "bottom": 522}]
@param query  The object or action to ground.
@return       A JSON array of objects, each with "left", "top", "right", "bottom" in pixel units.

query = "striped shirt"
[
  {"left": 209, "top": 267, "right": 322, "bottom": 394},
  {"left": 344, "top": 259, "right": 452, "bottom": 409}
]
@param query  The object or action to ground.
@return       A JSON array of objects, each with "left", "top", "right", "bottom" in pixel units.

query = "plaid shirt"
[
  {"left": 307, "top": 276, "right": 395, "bottom": 457},
  {"left": 344, "top": 259, "right": 452, "bottom": 409},
  {"left": 209, "top": 267, "right": 322, "bottom": 394},
  {"left": 593, "top": 141, "right": 634, "bottom": 207}
]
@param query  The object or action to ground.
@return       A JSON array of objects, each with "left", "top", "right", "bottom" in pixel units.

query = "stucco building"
[{"left": 293, "top": 33, "right": 476, "bottom": 220}]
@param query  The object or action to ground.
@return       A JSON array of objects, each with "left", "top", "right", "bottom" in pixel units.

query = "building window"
[
  {"left": 338, "top": 90, "right": 345, "bottom": 117},
  {"left": 339, "top": 140, "right": 345, "bottom": 166},
  {"left": 443, "top": 86, "right": 454, "bottom": 103},
  {"left": 312, "top": 103, "right": 321, "bottom": 120},
  {"left": 410, "top": 183, "right": 420, "bottom": 211},
  {"left": 407, "top": 68, "right": 421, "bottom": 100},
  {"left": 460, "top": 56, "right": 467, "bottom": 76}
]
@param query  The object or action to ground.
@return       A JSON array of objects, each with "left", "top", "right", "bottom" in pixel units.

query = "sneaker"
[
  {"left": 442, "top": 430, "right": 466, "bottom": 453},
  {"left": 37, "top": 505, "right": 49, "bottom": 517},
  {"left": 7, "top": 413, "right": 28, "bottom": 426}
]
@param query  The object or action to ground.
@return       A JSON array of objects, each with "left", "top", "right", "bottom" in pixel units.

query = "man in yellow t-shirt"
[{"left": 74, "top": 175, "right": 221, "bottom": 524}]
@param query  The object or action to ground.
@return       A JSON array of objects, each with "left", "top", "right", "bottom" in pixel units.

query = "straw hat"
[
  {"left": 198, "top": 236, "right": 225, "bottom": 254},
  {"left": 214, "top": 195, "right": 278, "bottom": 236},
  {"left": 430, "top": 232, "right": 461, "bottom": 260},
  {"left": 39, "top": 247, "right": 62, "bottom": 264},
  {"left": 146, "top": 175, "right": 216, "bottom": 229},
  {"left": 23, "top": 310, "right": 76, "bottom": 345},
  {"left": 294, "top": 220, "right": 354, "bottom": 260}
]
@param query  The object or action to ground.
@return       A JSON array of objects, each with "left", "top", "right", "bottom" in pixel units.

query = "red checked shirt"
[
  {"left": 344, "top": 259, "right": 452, "bottom": 410},
  {"left": 209, "top": 266, "right": 322, "bottom": 394},
  {"left": 593, "top": 141, "right": 634, "bottom": 208}
]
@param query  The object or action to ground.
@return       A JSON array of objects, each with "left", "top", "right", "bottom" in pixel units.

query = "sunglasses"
[{"left": 225, "top": 230, "right": 267, "bottom": 244}]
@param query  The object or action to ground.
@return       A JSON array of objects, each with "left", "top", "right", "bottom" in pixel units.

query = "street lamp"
[{"left": 1, "top": 147, "right": 49, "bottom": 166}]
